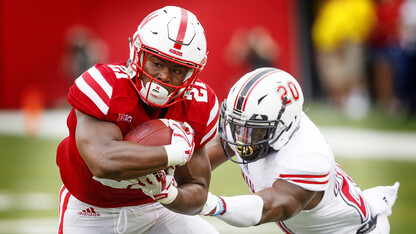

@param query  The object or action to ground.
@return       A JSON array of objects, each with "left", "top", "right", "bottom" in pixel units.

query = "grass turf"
[{"left": 0, "top": 134, "right": 415, "bottom": 233}]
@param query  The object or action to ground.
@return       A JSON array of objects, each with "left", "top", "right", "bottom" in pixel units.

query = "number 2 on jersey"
[{"left": 334, "top": 164, "right": 370, "bottom": 223}]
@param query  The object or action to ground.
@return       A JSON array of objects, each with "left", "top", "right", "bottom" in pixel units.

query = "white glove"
[
  {"left": 362, "top": 181, "right": 400, "bottom": 216},
  {"left": 164, "top": 120, "right": 195, "bottom": 166},
  {"left": 134, "top": 166, "right": 178, "bottom": 204}
]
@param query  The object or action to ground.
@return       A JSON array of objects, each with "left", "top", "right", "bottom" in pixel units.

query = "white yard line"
[
  {"left": 0, "top": 218, "right": 58, "bottom": 234},
  {"left": 0, "top": 192, "right": 56, "bottom": 211},
  {"left": 321, "top": 127, "right": 416, "bottom": 160},
  {"left": 0, "top": 109, "right": 69, "bottom": 139}
]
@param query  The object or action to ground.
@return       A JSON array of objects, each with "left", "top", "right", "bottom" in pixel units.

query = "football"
[{"left": 124, "top": 119, "right": 173, "bottom": 146}]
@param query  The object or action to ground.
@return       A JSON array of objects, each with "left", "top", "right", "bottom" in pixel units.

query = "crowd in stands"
[{"left": 312, "top": 0, "right": 416, "bottom": 119}]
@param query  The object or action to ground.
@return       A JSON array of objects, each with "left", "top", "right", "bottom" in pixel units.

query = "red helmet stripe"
[{"left": 173, "top": 8, "right": 188, "bottom": 50}]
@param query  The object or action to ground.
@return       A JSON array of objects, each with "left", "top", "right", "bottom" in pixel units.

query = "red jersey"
[{"left": 56, "top": 62, "right": 219, "bottom": 208}]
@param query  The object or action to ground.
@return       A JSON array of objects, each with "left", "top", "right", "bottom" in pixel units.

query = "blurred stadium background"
[{"left": 1, "top": 0, "right": 416, "bottom": 233}]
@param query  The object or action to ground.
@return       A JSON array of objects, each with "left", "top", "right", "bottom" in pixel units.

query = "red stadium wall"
[{"left": 0, "top": 0, "right": 299, "bottom": 108}]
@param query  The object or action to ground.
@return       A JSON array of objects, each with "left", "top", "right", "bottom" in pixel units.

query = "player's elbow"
[
  {"left": 77, "top": 145, "right": 121, "bottom": 179},
  {"left": 260, "top": 200, "right": 299, "bottom": 224},
  {"left": 86, "top": 160, "right": 115, "bottom": 178},
  {"left": 89, "top": 164, "right": 109, "bottom": 178},
  {"left": 279, "top": 206, "right": 298, "bottom": 221},
  {"left": 82, "top": 152, "right": 120, "bottom": 179}
]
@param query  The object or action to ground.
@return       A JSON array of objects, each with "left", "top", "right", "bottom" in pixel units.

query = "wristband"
[
  {"left": 213, "top": 196, "right": 227, "bottom": 216},
  {"left": 164, "top": 144, "right": 184, "bottom": 166}
]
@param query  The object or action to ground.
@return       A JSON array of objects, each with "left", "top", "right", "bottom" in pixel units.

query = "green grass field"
[{"left": 0, "top": 130, "right": 415, "bottom": 233}]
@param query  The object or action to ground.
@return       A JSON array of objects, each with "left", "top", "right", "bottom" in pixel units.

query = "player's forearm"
[
  {"left": 75, "top": 109, "right": 171, "bottom": 179},
  {"left": 163, "top": 183, "right": 208, "bottom": 215},
  {"left": 206, "top": 135, "right": 230, "bottom": 170},
  {"left": 86, "top": 141, "right": 169, "bottom": 180}
]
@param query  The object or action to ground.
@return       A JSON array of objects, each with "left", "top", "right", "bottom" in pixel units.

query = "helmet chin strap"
[{"left": 126, "top": 59, "right": 137, "bottom": 79}]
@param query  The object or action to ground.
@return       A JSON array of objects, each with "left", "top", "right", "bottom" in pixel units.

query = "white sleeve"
[{"left": 216, "top": 194, "right": 264, "bottom": 227}]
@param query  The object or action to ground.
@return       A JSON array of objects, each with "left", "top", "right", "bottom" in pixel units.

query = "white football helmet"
[
  {"left": 127, "top": 6, "right": 208, "bottom": 107},
  {"left": 219, "top": 68, "right": 304, "bottom": 163}
]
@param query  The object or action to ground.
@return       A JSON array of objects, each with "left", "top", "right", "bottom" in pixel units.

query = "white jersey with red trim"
[
  {"left": 236, "top": 114, "right": 373, "bottom": 233},
  {"left": 56, "top": 62, "right": 219, "bottom": 208}
]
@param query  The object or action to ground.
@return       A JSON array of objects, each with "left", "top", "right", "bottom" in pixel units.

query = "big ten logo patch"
[{"left": 117, "top": 113, "right": 132, "bottom": 123}]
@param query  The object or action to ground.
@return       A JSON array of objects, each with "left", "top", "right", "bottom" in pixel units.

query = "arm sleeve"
[{"left": 217, "top": 195, "right": 264, "bottom": 227}]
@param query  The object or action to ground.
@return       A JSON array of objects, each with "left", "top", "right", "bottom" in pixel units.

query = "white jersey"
[{"left": 235, "top": 114, "right": 375, "bottom": 234}]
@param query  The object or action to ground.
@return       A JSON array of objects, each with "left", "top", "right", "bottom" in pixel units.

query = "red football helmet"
[{"left": 127, "top": 6, "right": 208, "bottom": 107}]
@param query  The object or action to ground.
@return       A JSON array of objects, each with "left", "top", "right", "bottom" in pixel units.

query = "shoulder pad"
[{"left": 279, "top": 153, "right": 331, "bottom": 191}]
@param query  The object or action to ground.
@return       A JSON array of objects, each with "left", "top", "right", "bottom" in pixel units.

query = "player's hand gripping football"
[
  {"left": 135, "top": 166, "right": 178, "bottom": 204},
  {"left": 164, "top": 120, "right": 195, "bottom": 166}
]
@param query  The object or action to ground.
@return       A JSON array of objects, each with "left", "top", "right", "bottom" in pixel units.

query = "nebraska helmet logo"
[{"left": 169, "top": 48, "right": 183, "bottom": 56}]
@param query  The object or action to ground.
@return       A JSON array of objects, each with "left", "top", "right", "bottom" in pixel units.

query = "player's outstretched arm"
[
  {"left": 206, "top": 134, "right": 232, "bottom": 170},
  {"left": 75, "top": 110, "right": 170, "bottom": 180},
  {"left": 256, "top": 179, "right": 322, "bottom": 223},
  {"left": 201, "top": 179, "right": 322, "bottom": 227}
]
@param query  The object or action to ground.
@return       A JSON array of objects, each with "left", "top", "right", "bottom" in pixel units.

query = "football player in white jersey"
[
  {"left": 56, "top": 6, "right": 219, "bottom": 234},
  {"left": 199, "top": 68, "right": 400, "bottom": 233}
]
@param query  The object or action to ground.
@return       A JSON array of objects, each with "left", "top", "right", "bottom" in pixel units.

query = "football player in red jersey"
[{"left": 56, "top": 6, "right": 219, "bottom": 234}]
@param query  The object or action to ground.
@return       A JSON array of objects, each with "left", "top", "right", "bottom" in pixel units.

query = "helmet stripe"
[
  {"left": 139, "top": 11, "right": 158, "bottom": 30},
  {"left": 234, "top": 69, "right": 265, "bottom": 110},
  {"left": 234, "top": 68, "right": 277, "bottom": 111},
  {"left": 173, "top": 8, "right": 188, "bottom": 50}
]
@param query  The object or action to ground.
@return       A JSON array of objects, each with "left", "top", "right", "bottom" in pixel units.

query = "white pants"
[{"left": 58, "top": 186, "right": 218, "bottom": 234}]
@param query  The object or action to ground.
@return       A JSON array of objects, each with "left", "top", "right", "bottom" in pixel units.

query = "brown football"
[{"left": 124, "top": 119, "right": 173, "bottom": 146}]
